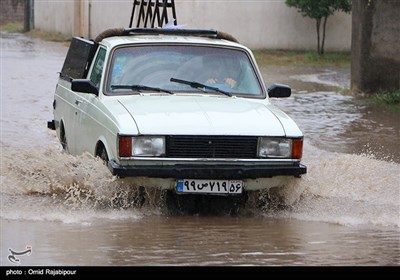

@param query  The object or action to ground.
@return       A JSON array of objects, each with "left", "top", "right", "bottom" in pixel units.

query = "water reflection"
[
  {"left": 271, "top": 92, "right": 399, "bottom": 162},
  {"left": 1, "top": 32, "right": 399, "bottom": 267},
  {"left": 2, "top": 217, "right": 398, "bottom": 266}
]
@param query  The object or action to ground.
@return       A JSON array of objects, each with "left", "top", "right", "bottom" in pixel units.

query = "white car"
[{"left": 48, "top": 28, "right": 306, "bottom": 200}]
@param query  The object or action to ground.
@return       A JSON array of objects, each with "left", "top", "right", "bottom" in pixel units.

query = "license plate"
[{"left": 176, "top": 179, "right": 243, "bottom": 194}]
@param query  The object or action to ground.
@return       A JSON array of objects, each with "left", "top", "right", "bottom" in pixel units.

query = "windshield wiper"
[
  {"left": 170, "top": 78, "right": 232, "bottom": 97},
  {"left": 111, "top": 84, "right": 174, "bottom": 95}
]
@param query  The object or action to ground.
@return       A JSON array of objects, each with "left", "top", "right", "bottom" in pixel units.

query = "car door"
[
  {"left": 54, "top": 37, "right": 97, "bottom": 154},
  {"left": 73, "top": 47, "right": 107, "bottom": 155}
]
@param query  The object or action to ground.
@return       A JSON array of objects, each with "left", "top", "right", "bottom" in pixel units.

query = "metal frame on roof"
[
  {"left": 94, "top": 28, "right": 239, "bottom": 43},
  {"left": 129, "top": 0, "right": 178, "bottom": 28}
]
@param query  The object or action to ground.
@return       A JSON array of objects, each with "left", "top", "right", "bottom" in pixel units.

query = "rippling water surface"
[{"left": 1, "top": 33, "right": 399, "bottom": 266}]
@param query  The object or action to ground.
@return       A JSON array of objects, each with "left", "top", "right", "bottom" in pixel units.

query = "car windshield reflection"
[{"left": 106, "top": 45, "right": 263, "bottom": 97}]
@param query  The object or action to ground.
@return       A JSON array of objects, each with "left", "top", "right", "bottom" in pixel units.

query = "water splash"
[
  {"left": 261, "top": 145, "right": 400, "bottom": 228},
  {"left": 0, "top": 147, "right": 166, "bottom": 223},
  {"left": 1, "top": 143, "right": 399, "bottom": 227}
]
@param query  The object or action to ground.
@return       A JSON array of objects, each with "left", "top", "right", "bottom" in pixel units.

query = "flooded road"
[{"left": 1, "top": 33, "right": 399, "bottom": 266}]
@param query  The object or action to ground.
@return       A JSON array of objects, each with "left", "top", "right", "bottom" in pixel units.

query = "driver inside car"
[{"left": 202, "top": 56, "right": 238, "bottom": 89}]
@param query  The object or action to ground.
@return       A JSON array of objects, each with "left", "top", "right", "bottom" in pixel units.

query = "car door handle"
[{"left": 75, "top": 100, "right": 82, "bottom": 105}]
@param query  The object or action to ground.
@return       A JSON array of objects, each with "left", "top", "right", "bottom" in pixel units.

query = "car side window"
[{"left": 90, "top": 47, "right": 106, "bottom": 87}]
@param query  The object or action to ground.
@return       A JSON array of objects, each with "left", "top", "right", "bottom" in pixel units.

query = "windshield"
[{"left": 106, "top": 45, "right": 263, "bottom": 97}]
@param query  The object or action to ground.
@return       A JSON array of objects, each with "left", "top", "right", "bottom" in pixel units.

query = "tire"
[
  {"left": 60, "top": 123, "right": 69, "bottom": 153},
  {"left": 97, "top": 144, "right": 109, "bottom": 163}
]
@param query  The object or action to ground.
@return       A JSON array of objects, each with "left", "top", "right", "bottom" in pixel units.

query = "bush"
[{"left": 366, "top": 89, "right": 400, "bottom": 113}]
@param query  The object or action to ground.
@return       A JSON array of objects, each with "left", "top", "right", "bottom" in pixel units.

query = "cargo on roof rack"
[{"left": 94, "top": 28, "right": 239, "bottom": 43}]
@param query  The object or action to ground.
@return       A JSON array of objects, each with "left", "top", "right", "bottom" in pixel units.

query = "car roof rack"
[
  {"left": 94, "top": 28, "right": 239, "bottom": 43},
  {"left": 124, "top": 28, "right": 217, "bottom": 37}
]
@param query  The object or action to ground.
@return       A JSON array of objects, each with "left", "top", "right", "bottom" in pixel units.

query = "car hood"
[{"left": 116, "top": 95, "right": 289, "bottom": 136}]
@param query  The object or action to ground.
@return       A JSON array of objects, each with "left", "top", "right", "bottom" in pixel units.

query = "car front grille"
[{"left": 166, "top": 135, "right": 258, "bottom": 159}]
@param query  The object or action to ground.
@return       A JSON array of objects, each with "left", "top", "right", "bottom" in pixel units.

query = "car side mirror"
[
  {"left": 71, "top": 79, "right": 99, "bottom": 95},
  {"left": 267, "top": 84, "right": 291, "bottom": 98}
]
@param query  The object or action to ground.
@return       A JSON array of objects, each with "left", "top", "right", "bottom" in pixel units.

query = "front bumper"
[{"left": 108, "top": 161, "right": 307, "bottom": 179}]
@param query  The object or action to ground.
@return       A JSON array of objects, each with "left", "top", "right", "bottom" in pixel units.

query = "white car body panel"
[
  {"left": 50, "top": 29, "right": 307, "bottom": 193},
  {"left": 116, "top": 95, "right": 286, "bottom": 136}
]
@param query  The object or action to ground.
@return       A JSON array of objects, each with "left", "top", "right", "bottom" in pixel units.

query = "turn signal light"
[
  {"left": 119, "top": 136, "right": 132, "bottom": 157},
  {"left": 292, "top": 138, "right": 303, "bottom": 160}
]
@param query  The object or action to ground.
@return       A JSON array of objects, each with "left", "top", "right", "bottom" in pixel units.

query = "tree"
[{"left": 285, "top": 0, "right": 351, "bottom": 55}]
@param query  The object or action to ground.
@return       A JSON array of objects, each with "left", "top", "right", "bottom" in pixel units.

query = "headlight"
[
  {"left": 258, "top": 137, "right": 303, "bottom": 159},
  {"left": 258, "top": 138, "right": 292, "bottom": 158},
  {"left": 119, "top": 136, "right": 165, "bottom": 157}
]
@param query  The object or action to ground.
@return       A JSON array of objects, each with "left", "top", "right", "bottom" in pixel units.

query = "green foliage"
[
  {"left": 253, "top": 49, "right": 350, "bottom": 67},
  {"left": 303, "top": 50, "right": 350, "bottom": 66},
  {"left": 363, "top": 89, "right": 400, "bottom": 112},
  {"left": 285, "top": 0, "right": 351, "bottom": 54},
  {"left": 26, "top": 29, "right": 72, "bottom": 42},
  {"left": 0, "top": 21, "right": 24, "bottom": 33},
  {"left": 371, "top": 89, "right": 400, "bottom": 105},
  {"left": 285, "top": 0, "right": 351, "bottom": 19},
  {"left": 0, "top": 21, "right": 71, "bottom": 43}
]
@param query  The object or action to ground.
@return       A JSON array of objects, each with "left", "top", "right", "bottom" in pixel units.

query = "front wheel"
[
  {"left": 96, "top": 144, "right": 109, "bottom": 163},
  {"left": 60, "top": 123, "right": 69, "bottom": 153}
]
